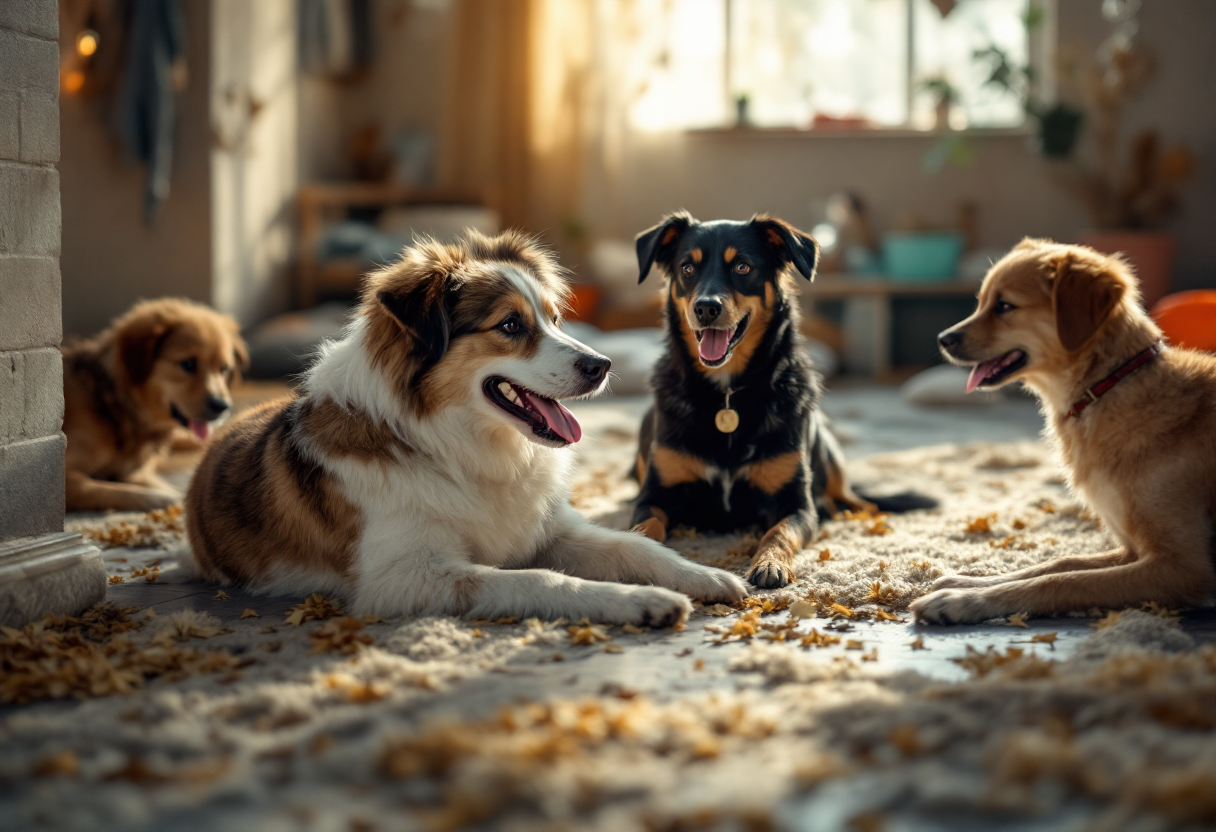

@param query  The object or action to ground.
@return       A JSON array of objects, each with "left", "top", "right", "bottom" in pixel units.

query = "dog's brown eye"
[
  {"left": 499, "top": 316, "right": 521, "bottom": 334},
  {"left": 734, "top": 262, "right": 751, "bottom": 275},
  {"left": 994, "top": 299, "right": 1016, "bottom": 315},
  {"left": 680, "top": 263, "right": 695, "bottom": 276},
  {"left": 179, "top": 358, "right": 197, "bottom": 374}
]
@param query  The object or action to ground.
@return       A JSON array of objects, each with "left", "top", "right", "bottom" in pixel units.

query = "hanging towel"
[{"left": 112, "top": 0, "right": 186, "bottom": 224}]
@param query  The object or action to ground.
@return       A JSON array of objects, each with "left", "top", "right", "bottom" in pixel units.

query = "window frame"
[{"left": 703, "top": 0, "right": 1054, "bottom": 136}]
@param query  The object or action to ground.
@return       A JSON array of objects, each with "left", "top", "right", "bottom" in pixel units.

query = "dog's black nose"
[
  {"left": 938, "top": 330, "right": 962, "bottom": 351},
  {"left": 576, "top": 353, "right": 611, "bottom": 385},
  {"left": 204, "top": 396, "right": 231, "bottom": 419},
  {"left": 694, "top": 298, "right": 724, "bottom": 326}
]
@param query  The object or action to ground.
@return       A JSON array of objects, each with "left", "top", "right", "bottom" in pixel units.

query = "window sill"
[{"left": 685, "top": 125, "right": 1033, "bottom": 140}]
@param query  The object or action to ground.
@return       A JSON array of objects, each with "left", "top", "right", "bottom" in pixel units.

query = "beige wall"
[
  {"left": 61, "top": 0, "right": 298, "bottom": 335},
  {"left": 59, "top": 0, "right": 213, "bottom": 338},
  {"left": 298, "top": 0, "right": 452, "bottom": 183}
]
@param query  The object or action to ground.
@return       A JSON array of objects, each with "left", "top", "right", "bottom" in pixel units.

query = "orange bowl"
[{"left": 1151, "top": 290, "right": 1216, "bottom": 352}]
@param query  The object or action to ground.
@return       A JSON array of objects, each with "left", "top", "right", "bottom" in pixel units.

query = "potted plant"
[
  {"left": 976, "top": 2, "right": 1195, "bottom": 305},
  {"left": 918, "top": 76, "right": 960, "bottom": 131}
]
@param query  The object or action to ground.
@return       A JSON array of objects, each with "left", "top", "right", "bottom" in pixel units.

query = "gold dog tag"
[{"left": 715, "top": 408, "right": 739, "bottom": 433}]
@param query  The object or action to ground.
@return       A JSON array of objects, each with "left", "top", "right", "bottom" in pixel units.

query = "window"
[{"left": 627, "top": 0, "right": 1044, "bottom": 132}]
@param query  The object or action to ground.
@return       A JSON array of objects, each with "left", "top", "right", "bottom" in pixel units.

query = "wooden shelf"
[{"left": 296, "top": 182, "right": 487, "bottom": 306}]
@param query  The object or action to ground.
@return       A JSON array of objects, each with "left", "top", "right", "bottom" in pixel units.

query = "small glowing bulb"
[
  {"left": 76, "top": 30, "right": 99, "bottom": 58},
  {"left": 63, "top": 70, "right": 86, "bottom": 94}
]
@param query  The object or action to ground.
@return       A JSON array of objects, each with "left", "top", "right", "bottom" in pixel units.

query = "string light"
[{"left": 76, "top": 29, "right": 99, "bottom": 58}]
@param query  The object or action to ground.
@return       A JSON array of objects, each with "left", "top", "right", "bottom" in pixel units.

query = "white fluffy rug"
[{"left": 6, "top": 434, "right": 1213, "bottom": 832}]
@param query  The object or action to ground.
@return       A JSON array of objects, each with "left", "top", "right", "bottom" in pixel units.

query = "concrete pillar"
[{"left": 0, "top": 0, "right": 105, "bottom": 626}]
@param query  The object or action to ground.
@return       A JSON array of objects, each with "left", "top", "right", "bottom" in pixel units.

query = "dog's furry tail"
[{"left": 855, "top": 488, "right": 939, "bottom": 514}]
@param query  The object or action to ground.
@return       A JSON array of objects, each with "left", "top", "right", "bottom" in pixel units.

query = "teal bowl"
[{"left": 882, "top": 232, "right": 964, "bottom": 282}]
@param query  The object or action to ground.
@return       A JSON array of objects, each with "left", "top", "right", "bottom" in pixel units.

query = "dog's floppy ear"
[
  {"left": 377, "top": 270, "right": 456, "bottom": 365},
  {"left": 117, "top": 310, "right": 175, "bottom": 386},
  {"left": 227, "top": 319, "right": 250, "bottom": 379},
  {"left": 1051, "top": 250, "right": 1126, "bottom": 352},
  {"left": 751, "top": 215, "right": 819, "bottom": 280},
  {"left": 635, "top": 211, "right": 694, "bottom": 284}
]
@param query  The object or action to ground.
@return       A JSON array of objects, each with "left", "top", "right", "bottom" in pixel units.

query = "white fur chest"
[{"left": 329, "top": 446, "right": 570, "bottom": 567}]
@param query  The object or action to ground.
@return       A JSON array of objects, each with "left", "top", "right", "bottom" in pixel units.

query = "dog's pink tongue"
[
  {"left": 523, "top": 392, "right": 582, "bottom": 444},
  {"left": 189, "top": 419, "right": 212, "bottom": 441},
  {"left": 699, "top": 328, "right": 734, "bottom": 363},
  {"left": 966, "top": 360, "right": 1002, "bottom": 394}
]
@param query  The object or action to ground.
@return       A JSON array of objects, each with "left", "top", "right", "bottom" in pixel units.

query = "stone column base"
[{"left": 0, "top": 532, "right": 107, "bottom": 627}]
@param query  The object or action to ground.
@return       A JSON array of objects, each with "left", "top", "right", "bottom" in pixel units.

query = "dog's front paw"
[
  {"left": 910, "top": 588, "right": 1002, "bottom": 625},
  {"left": 673, "top": 567, "right": 748, "bottom": 604},
  {"left": 930, "top": 574, "right": 995, "bottom": 591},
  {"left": 746, "top": 559, "right": 794, "bottom": 589},
  {"left": 617, "top": 587, "right": 693, "bottom": 629}
]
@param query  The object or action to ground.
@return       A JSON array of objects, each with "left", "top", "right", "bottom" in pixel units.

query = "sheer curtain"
[{"left": 437, "top": 0, "right": 689, "bottom": 254}]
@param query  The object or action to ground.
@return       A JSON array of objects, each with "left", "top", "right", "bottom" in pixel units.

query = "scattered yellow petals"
[
  {"left": 108, "top": 575, "right": 124, "bottom": 584},
  {"left": 33, "top": 750, "right": 80, "bottom": 777},
  {"left": 865, "top": 583, "right": 898, "bottom": 606},
  {"left": 1006, "top": 612, "right": 1029, "bottom": 628},
  {"left": 1030, "top": 632, "right": 1058, "bottom": 645},
  {"left": 212, "top": 590, "right": 230, "bottom": 601},
  {"left": 818, "top": 548, "right": 832, "bottom": 561},
  {"left": 129, "top": 566, "right": 160, "bottom": 583},
  {"left": 909, "top": 636, "right": 926, "bottom": 650},
  {"left": 324, "top": 673, "right": 389, "bottom": 702},
  {"left": 1092, "top": 611, "right": 1122, "bottom": 629},
  {"left": 620, "top": 623, "right": 647, "bottom": 634},
  {"left": 240, "top": 609, "right": 260, "bottom": 619},
  {"left": 740, "top": 596, "right": 790, "bottom": 614},
  {"left": 603, "top": 644, "right": 624, "bottom": 654},
  {"left": 965, "top": 514, "right": 996, "bottom": 533},
  {"left": 702, "top": 604, "right": 734, "bottom": 616},
  {"left": 285, "top": 594, "right": 343, "bottom": 626},
  {"left": 310, "top": 617, "right": 374, "bottom": 654},
  {"left": 845, "top": 639, "right": 865, "bottom": 650},
  {"left": 568, "top": 620, "right": 613, "bottom": 646},
  {"left": 799, "top": 629, "right": 842, "bottom": 648}
]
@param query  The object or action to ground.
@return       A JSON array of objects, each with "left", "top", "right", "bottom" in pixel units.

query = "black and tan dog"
[{"left": 630, "top": 212, "right": 933, "bottom": 588}]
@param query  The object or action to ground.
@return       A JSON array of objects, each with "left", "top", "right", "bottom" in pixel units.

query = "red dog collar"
[{"left": 1064, "top": 342, "right": 1163, "bottom": 420}]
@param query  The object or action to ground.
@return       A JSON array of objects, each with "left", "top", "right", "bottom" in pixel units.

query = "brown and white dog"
[
  {"left": 912, "top": 239, "right": 1216, "bottom": 624},
  {"left": 185, "top": 231, "right": 747, "bottom": 623},
  {"left": 63, "top": 298, "right": 247, "bottom": 512}
]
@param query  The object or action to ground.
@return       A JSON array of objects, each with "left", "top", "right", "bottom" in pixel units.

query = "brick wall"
[{"left": 0, "top": 0, "right": 65, "bottom": 541}]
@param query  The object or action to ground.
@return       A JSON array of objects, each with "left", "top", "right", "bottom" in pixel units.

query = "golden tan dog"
[
  {"left": 912, "top": 238, "right": 1216, "bottom": 624},
  {"left": 62, "top": 298, "right": 247, "bottom": 512}
]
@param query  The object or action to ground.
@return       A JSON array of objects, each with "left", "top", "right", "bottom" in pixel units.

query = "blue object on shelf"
[{"left": 882, "top": 232, "right": 964, "bottom": 282}]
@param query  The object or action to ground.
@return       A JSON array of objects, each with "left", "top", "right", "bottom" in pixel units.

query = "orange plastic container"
[{"left": 1151, "top": 290, "right": 1216, "bottom": 352}]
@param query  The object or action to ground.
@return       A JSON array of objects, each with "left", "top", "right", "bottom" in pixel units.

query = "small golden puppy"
[
  {"left": 912, "top": 238, "right": 1216, "bottom": 624},
  {"left": 63, "top": 299, "right": 247, "bottom": 512}
]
